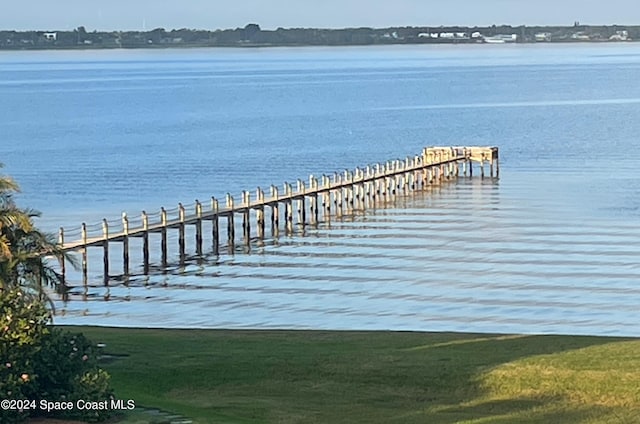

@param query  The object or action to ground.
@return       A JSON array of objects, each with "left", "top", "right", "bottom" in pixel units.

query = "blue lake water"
[{"left": 1, "top": 44, "right": 639, "bottom": 335}]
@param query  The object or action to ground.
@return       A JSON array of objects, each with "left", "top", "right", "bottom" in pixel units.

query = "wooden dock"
[{"left": 56, "top": 146, "right": 498, "bottom": 284}]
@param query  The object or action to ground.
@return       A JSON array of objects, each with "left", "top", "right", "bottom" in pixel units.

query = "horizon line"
[{"left": 3, "top": 22, "right": 639, "bottom": 33}]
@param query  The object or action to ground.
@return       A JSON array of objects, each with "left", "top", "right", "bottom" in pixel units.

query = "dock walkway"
[{"left": 56, "top": 146, "right": 498, "bottom": 283}]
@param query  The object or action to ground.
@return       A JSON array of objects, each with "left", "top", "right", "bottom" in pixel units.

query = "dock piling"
[
  {"left": 242, "top": 191, "right": 251, "bottom": 244},
  {"left": 226, "top": 194, "right": 235, "bottom": 251},
  {"left": 142, "top": 211, "right": 149, "bottom": 274},
  {"left": 195, "top": 200, "right": 203, "bottom": 256},
  {"left": 178, "top": 203, "right": 186, "bottom": 262},
  {"left": 122, "top": 212, "right": 129, "bottom": 276},
  {"left": 309, "top": 175, "right": 318, "bottom": 225},
  {"left": 160, "top": 207, "right": 168, "bottom": 267},
  {"left": 102, "top": 219, "right": 109, "bottom": 285},
  {"left": 81, "top": 223, "right": 88, "bottom": 286},
  {"left": 257, "top": 188, "right": 265, "bottom": 239},
  {"left": 271, "top": 185, "right": 279, "bottom": 236},
  {"left": 297, "top": 180, "right": 306, "bottom": 226},
  {"left": 285, "top": 183, "right": 294, "bottom": 233},
  {"left": 211, "top": 197, "right": 220, "bottom": 255},
  {"left": 58, "top": 227, "right": 66, "bottom": 285}
]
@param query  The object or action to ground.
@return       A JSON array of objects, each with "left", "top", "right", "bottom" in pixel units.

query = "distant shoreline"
[{"left": 1, "top": 23, "right": 637, "bottom": 51}]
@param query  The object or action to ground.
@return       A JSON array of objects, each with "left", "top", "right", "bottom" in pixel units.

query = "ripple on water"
[{"left": 52, "top": 177, "right": 640, "bottom": 337}]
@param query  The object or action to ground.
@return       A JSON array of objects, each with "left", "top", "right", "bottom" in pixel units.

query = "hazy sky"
[{"left": 3, "top": 0, "right": 640, "bottom": 31}]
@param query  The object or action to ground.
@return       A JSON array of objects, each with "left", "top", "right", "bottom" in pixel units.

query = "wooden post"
[
  {"left": 323, "top": 175, "right": 331, "bottom": 217},
  {"left": 348, "top": 171, "right": 355, "bottom": 208},
  {"left": 443, "top": 151, "right": 448, "bottom": 180},
  {"left": 269, "top": 187, "right": 277, "bottom": 235},
  {"left": 469, "top": 160, "right": 473, "bottom": 177},
  {"left": 297, "top": 180, "right": 306, "bottom": 226},
  {"left": 445, "top": 157, "right": 450, "bottom": 179},
  {"left": 489, "top": 154, "right": 495, "bottom": 178},
  {"left": 301, "top": 180, "right": 307, "bottom": 225},
  {"left": 286, "top": 183, "right": 293, "bottom": 233},
  {"left": 342, "top": 170, "right": 350, "bottom": 211},
  {"left": 394, "top": 170, "right": 400, "bottom": 193},
  {"left": 335, "top": 188, "right": 341, "bottom": 217},
  {"left": 242, "top": 191, "right": 251, "bottom": 244},
  {"left": 445, "top": 151, "right": 451, "bottom": 179},
  {"left": 364, "top": 181, "right": 371, "bottom": 208},
  {"left": 257, "top": 188, "right": 265, "bottom": 239},
  {"left": 283, "top": 183, "right": 289, "bottom": 231},
  {"left": 353, "top": 169, "right": 361, "bottom": 208},
  {"left": 195, "top": 200, "right": 203, "bottom": 256},
  {"left": 211, "top": 197, "right": 220, "bottom": 255},
  {"left": 270, "top": 185, "right": 279, "bottom": 236},
  {"left": 362, "top": 182, "right": 368, "bottom": 207},
  {"left": 480, "top": 157, "right": 485, "bottom": 178},
  {"left": 382, "top": 176, "right": 388, "bottom": 200},
  {"left": 373, "top": 179, "right": 380, "bottom": 202},
  {"left": 226, "top": 194, "right": 235, "bottom": 250},
  {"left": 122, "top": 212, "right": 129, "bottom": 276},
  {"left": 58, "top": 228, "right": 66, "bottom": 286},
  {"left": 362, "top": 181, "right": 368, "bottom": 207},
  {"left": 81, "top": 223, "right": 88, "bottom": 286},
  {"left": 310, "top": 175, "right": 318, "bottom": 226},
  {"left": 353, "top": 180, "right": 359, "bottom": 209},
  {"left": 102, "top": 218, "right": 109, "bottom": 285},
  {"left": 335, "top": 176, "right": 343, "bottom": 217},
  {"left": 404, "top": 171, "right": 410, "bottom": 194},
  {"left": 161, "top": 207, "right": 168, "bottom": 267},
  {"left": 178, "top": 203, "right": 186, "bottom": 262},
  {"left": 360, "top": 180, "right": 370, "bottom": 209},
  {"left": 320, "top": 175, "right": 326, "bottom": 213},
  {"left": 495, "top": 155, "right": 500, "bottom": 178},
  {"left": 142, "top": 211, "right": 149, "bottom": 274}
]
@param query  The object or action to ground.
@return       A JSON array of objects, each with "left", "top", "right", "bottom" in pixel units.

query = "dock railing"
[{"left": 56, "top": 146, "right": 498, "bottom": 283}]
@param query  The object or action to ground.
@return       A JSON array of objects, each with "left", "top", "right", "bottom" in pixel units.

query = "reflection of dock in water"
[{"left": 56, "top": 146, "right": 498, "bottom": 286}]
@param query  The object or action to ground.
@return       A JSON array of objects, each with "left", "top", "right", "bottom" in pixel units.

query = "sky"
[{"left": 2, "top": 0, "right": 639, "bottom": 31}]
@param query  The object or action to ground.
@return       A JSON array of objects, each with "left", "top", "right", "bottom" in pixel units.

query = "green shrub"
[
  {"left": 0, "top": 288, "right": 115, "bottom": 423},
  {"left": 30, "top": 330, "right": 115, "bottom": 422},
  {"left": 0, "top": 288, "right": 50, "bottom": 424},
  {"left": 30, "top": 329, "right": 98, "bottom": 398},
  {"left": 67, "top": 369, "right": 115, "bottom": 422}
]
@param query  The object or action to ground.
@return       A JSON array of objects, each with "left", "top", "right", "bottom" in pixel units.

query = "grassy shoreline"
[{"left": 67, "top": 327, "right": 640, "bottom": 423}]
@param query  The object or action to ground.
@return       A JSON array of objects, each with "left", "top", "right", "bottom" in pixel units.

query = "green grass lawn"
[{"left": 73, "top": 327, "right": 640, "bottom": 424}]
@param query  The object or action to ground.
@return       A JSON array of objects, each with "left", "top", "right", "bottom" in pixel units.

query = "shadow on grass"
[
  {"left": 79, "top": 327, "right": 636, "bottom": 424},
  {"left": 428, "top": 397, "right": 612, "bottom": 424}
]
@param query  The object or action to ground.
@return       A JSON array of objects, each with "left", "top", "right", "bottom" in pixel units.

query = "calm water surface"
[{"left": 1, "top": 44, "right": 639, "bottom": 335}]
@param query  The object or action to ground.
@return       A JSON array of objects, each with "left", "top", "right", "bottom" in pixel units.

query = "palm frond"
[{"left": 0, "top": 172, "right": 20, "bottom": 195}]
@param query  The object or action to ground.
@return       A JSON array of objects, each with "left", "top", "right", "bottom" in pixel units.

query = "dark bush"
[
  {"left": 0, "top": 288, "right": 49, "bottom": 424},
  {"left": 1, "top": 288, "right": 115, "bottom": 423}
]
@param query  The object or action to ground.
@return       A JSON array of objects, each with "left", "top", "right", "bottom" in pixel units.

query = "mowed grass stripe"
[{"left": 73, "top": 327, "right": 640, "bottom": 424}]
